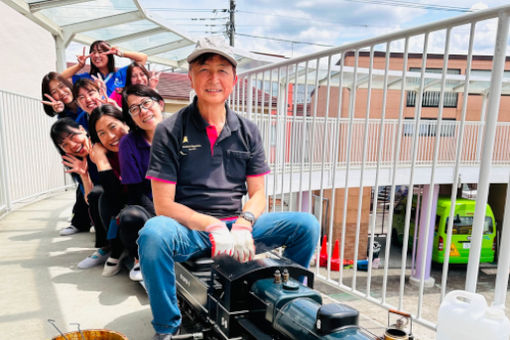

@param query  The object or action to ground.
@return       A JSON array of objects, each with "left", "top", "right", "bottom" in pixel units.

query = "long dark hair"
[
  {"left": 125, "top": 62, "right": 151, "bottom": 88},
  {"left": 41, "top": 72, "right": 75, "bottom": 117},
  {"left": 50, "top": 118, "right": 83, "bottom": 155},
  {"left": 89, "top": 40, "right": 116, "bottom": 76},
  {"left": 88, "top": 104, "right": 125, "bottom": 144},
  {"left": 122, "top": 84, "right": 164, "bottom": 131}
]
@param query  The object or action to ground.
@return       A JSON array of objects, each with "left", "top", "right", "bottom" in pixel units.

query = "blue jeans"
[{"left": 138, "top": 211, "right": 320, "bottom": 334}]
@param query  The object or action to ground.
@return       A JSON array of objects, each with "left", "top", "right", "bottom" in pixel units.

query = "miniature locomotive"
[{"left": 174, "top": 254, "right": 379, "bottom": 340}]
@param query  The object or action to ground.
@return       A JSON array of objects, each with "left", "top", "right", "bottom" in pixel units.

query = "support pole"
[
  {"left": 493, "top": 177, "right": 510, "bottom": 307},
  {"left": 54, "top": 35, "right": 66, "bottom": 73},
  {"left": 466, "top": 12, "right": 509, "bottom": 292},
  {"left": 228, "top": 0, "right": 236, "bottom": 46},
  {"left": 410, "top": 184, "right": 439, "bottom": 288}
]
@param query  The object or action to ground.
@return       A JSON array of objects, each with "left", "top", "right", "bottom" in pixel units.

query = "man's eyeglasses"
[{"left": 128, "top": 98, "right": 155, "bottom": 116}]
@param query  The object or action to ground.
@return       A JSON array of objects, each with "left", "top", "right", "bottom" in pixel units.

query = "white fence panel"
[{"left": 0, "top": 90, "right": 72, "bottom": 216}]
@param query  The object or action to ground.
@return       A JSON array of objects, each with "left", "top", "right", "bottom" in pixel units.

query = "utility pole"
[{"left": 228, "top": 0, "right": 236, "bottom": 46}]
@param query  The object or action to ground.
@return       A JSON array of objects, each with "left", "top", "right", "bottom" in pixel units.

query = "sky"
[
  {"left": 136, "top": 0, "right": 510, "bottom": 58},
  {"left": 63, "top": 0, "right": 510, "bottom": 67}
]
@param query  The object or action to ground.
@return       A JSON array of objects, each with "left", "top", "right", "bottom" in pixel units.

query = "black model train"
[{"left": 173, "top": 254, "right": 379, "bottom": 340}]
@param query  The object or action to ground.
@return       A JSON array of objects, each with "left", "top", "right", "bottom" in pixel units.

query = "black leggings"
[
  {"left": 87, "top": 186, "right": 124, "bottom": 258},
  {"left": 118, "top": 205, "right": 154, "bottom": 259},
  {"left": 71, "top": 187, "right": 92, "bottom": 232}
]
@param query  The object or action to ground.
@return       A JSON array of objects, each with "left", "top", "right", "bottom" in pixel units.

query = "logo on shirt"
[{"left": 180, "top": 135, "right": 201, "bottom": 154}]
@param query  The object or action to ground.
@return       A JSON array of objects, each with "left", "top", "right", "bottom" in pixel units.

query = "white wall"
[{"left": 0, "top": 2, "right": 56, "bottom": 98}]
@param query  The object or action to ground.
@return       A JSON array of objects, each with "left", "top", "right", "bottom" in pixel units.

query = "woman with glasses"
[
  {"left": 116, "top": 84, "right": 164, "bottom": 281},
  {"left": 61, "top": 40, "right": 147, "bottom": 97}
]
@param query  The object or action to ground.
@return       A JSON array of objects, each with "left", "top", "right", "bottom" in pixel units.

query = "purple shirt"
[{"left": 118, "top": 131, "right": 152, "bottom": 198}]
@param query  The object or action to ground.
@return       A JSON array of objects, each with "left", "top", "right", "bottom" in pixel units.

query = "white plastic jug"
[{"left": 436, "top": 290, "right": 510, "bottom": 340}]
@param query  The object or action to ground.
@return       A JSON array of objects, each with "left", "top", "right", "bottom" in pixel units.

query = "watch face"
[{"left": 242, "top": 212, "right": 255, "bottom": 223}]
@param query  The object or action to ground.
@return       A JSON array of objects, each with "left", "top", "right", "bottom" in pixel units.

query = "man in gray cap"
[{"left": 138, "top": 36, "right": 319, "bottom": 340}]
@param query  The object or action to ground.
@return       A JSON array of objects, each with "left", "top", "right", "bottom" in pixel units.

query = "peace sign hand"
[
  {"left": 76, "top": 46, "right": 90, "bottom": 68},
  {"left": 104, "top": 46, "right": 122, "bottom": 57},
  {"left": 41, "top": 94, "right": 65, "bottom": 113},
  {"left": 92, "top": 93, "right": 121, "bottom": 110},
  {"left": 62, "top": 154, "right": 88, "bottom": 176},
  {"left": 149, "top": 71, "right": 161, "bottom": 89},
  {"left": 91, "top": 74, "right": 107, "bottom": 95}
]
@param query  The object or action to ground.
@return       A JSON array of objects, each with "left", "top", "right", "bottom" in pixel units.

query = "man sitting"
[{"left": 138, "top": 36, "right": 320, "bottom": 340}]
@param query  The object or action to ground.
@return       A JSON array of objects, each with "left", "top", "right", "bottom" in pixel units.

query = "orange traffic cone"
[
  {"left": 331, "top": 239, "right": 340, "bottom": 271},
  {"left": 319, "top": 235, "right": 328, "bottom": 267}
]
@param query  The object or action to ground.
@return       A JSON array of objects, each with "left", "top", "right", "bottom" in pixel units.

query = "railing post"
[
  {"left": 0, "top": 92, "right": 12, "bottom": 212},
  {"left": 466, "top": 11, "right": 510, "bottom": 292},
  {"left": 247, "top": 74, "right": 253, "bottom": 121},
  {"left": 475, "top": 92, "right": 488, "bottom": 161}
]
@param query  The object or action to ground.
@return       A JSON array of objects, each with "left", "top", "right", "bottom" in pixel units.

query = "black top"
[{"left": 146, "top": 97, "right": 270, "bottom": 218}]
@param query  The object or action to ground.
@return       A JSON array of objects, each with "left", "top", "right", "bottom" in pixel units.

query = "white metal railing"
[
  {"left": 0, "top": 90, "right": 72, "bottom": 217},
  {"left": 248, "top": 115, "right": 510, "bottom": 170},
  {"left": 232, "top": 4, "right": 510, "bottom": 332}
]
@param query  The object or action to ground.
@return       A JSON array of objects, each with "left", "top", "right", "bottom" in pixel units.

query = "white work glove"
[
  {"left": 206, "top": 222, "right": 234, "bottom": 257},
  {"left": 231, "top": 224, "right": 255, "bottom": 263}
]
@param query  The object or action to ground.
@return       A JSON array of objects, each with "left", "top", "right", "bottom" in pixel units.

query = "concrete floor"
[
  {"left": 0, "top": 190, "right": 152, "bottom": 339},
  {"left": 3, "top": 189, "right": 504, "bottom": 340}
]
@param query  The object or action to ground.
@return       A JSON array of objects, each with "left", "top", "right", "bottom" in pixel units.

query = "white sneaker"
[
  {"left": 129, "top": 260, "right": 143, "bottom": 281},
  {"left": 102, "top": 252, "right": 126, "bottom": 277},
  {"left": 77, "top": 249, "right": 110, "bottom": 269},
  {"left": 59, "top": 225, "right": 79, "bottom": 236}
]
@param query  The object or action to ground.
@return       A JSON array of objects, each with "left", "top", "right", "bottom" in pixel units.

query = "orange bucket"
[{"left": 52, "top": 329, "right": 128, "bottom": 340}]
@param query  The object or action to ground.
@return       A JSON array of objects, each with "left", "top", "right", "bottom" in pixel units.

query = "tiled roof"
[{"left": 155, "top": 72, "right": 191, "bottom": 101}]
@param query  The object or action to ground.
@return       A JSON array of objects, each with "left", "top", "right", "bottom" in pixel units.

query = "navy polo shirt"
[{"left": 146, "top": 97, "right": 270, "bottom": 218}]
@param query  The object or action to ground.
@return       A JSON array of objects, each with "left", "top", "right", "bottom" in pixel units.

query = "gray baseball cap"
[{"left": 187, "top": 36, "right": 237, "bottom": 67}]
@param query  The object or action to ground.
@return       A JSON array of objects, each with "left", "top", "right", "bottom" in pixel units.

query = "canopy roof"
[{"left": 3, "top": 0, "right": 281, "bottom": 71}]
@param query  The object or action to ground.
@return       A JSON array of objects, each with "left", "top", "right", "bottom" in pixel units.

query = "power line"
[
  {"left": 236, "top": 33, "right": 334, "bottom": 47},
  {"left": 343, "top": 0, "right": 473, "bottom": 12},
  {"left": 237, "top": 10, "right": 372, "bottom": 28}
]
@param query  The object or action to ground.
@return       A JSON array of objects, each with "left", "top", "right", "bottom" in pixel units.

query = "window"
[
  {"left": 407, "top": 68, "right": 460, "bottom": 107},
  {"left": 445, "top": 215, "right": 494, "bottom": 235},
  {"left": 403, "top": 118, "right": 456, "bottom": 137}
]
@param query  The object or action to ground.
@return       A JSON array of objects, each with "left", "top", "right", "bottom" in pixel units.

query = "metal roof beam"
[
  {"left": 146, "top": 56, "right": 179, "bottom": 68},
  {"left": 62, "top": 10, "right": 143, "bottom": 44},
  {"left": 140, "top": 39, "right": 192, "bottom": 56},
  {"left": 388, "top": 78, "right": 402, "bottom": 88},
  {"left": 108, "top": 27, "right": 166, "bottom": 45},
  {"left": 423, "top": 79, "right": 442, "bottom": 90},
  {"left": 29, "top": 0, "right": 93, "bottom": 12}
]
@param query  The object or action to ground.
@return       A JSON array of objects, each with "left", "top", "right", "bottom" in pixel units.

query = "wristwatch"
[{"left": 240, "top": 211, "right": 256, "bottom": 225}]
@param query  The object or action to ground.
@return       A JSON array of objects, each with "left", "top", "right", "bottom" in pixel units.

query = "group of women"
[{"left": 42, "top": 40, "right": 165, "bottom": 281}]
